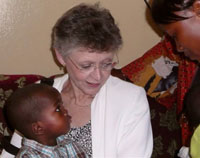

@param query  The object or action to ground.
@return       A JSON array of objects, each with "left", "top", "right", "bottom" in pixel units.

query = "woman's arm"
[{"left": 117, "top": 88, "right": 153, "bottom": 157}]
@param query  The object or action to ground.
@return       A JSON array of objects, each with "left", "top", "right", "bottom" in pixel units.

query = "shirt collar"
[{"left": 22, "top": 137, "right": 58, "bottom": 157}]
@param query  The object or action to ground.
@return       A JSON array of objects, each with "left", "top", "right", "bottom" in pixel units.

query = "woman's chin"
[
  {"left": 83, "top": 89, "right": 100, "bottom": 97},
  {"left": 86, "top": 91, "right": 99, "bottom": 97}
]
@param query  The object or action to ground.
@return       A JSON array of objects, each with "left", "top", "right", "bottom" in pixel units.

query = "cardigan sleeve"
[{"left": 117, "top": 88, "right": 153, "bottom": 157}]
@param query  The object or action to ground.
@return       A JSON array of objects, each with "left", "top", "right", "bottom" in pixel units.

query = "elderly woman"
[
  {"left": 3, "top": 3, "right": 153, "bottom": 158},
  {"left": 52, "top": 3, "right": 153, "bottom": 157}
]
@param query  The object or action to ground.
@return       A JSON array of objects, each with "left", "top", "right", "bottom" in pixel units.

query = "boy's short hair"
[
  {"left": 4, "top": 83, "right": 59, "bottom": 138},
  {"left": 184, "top": 84, "right": 200, "bottom": 128}
]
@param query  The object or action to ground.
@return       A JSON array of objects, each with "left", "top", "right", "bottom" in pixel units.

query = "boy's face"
[{"left": 40, "top": 91, "right": 71, "bottom": 139}]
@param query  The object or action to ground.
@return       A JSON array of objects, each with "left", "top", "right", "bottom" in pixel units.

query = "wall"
[{"left": 0, "top": 0, "right": 161, "bottom": 76}]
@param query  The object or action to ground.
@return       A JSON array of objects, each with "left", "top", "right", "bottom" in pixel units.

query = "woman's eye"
[
  {"left": 80, "top": 64, "right": 92, "bottom": 70},
  {"left": 102, "top": 63, "right": 112, "bottom": 68}
]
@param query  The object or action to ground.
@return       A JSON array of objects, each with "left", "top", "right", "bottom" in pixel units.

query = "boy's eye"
[{"left": 55, "top": 106, "right": 61, "bottom": 112}]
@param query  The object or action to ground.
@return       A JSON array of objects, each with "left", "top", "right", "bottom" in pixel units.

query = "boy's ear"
[
  {"left": 32, "top": 122, "right": 45, "bottom": 135},
  {"left": 54, "top": 49, "right": 66, "bottom": 66},
  {"left": 193, "top": 0, "right": 200, "bottom": 16}
]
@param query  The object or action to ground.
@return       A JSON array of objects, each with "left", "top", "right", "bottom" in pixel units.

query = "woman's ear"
[
  {"left": 193, "top": 0, "right": 200, "bottom": 16},
  {"left": 54, "top": 49, "right": 66, "bottom": 66},
  {"left": 32, "top": 122, "right": 44, "bottom": 135}
]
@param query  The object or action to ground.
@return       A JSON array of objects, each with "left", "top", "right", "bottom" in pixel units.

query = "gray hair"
[{"left": 52, "top": 3, "right": 122, "bottom": 58}]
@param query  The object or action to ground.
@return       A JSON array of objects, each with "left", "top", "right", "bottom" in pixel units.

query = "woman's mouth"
[{"left": 87, "top": 82, "right": 101, "bottom": 88}]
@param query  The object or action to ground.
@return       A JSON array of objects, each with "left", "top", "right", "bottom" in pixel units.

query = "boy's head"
[
  {"left": 5, "top": 83, "right": 71, "bottom": 145},
  {"left": 184, "top": 84, "right": 200, "bottom": 128}
]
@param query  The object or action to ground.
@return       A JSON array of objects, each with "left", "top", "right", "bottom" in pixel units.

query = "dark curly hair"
[
  {"left": 52, "top": 3, "right": 122, "bottom": 57},
  {"left": 145, "top": 0, "right": 195, "bottom": 24}
]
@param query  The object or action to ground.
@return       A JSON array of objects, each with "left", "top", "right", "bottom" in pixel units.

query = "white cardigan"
[{"left": 53, "top": 74, "right": 153, "bottom": 158}]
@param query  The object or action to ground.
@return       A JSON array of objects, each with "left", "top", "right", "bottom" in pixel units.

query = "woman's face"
[
  {"left": 64, "top": 49, "right": 115, "bottom": 96},
  {"left": 160, "top": 10, "right": 200, "bottom": 62}
]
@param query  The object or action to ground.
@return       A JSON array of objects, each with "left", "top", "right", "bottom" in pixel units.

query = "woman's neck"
[{"left": 62, "top": 79, "right": 94, "bottom": 107}]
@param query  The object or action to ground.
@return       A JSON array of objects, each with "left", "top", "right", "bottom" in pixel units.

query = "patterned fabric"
[
  {"left": 0, "top": 74, "right": 43, "bottom": 153},
  {"left": 16, "top": 135, "right": 87, "bottom": 158},
  {"left": 65, "top": 121, "right": 92, "bottom": 157},
  {"left": 148, "top": 96, "right": 181, "bottom": 158},
  {"left": 122, "top": 37, "right": 181, "bottom": 109}
]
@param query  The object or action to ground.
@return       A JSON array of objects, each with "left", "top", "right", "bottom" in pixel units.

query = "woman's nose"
[{"left": 91, "top": 68, "right": 102, "bottom": 81}]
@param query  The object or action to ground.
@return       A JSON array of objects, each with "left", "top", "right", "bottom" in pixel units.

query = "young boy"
[
  {"left": 4, "top": 83, "right": 87, "bottom": 158},
  {"left": 184, "top": 84, "right": 200, "bottom": 158}
]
